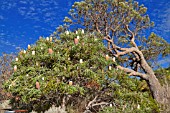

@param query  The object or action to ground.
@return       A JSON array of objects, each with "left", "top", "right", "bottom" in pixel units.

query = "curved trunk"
[
  {"left": 140, "top": 54, "right": 169, "bottom": 104},
  {"left": 147, "top": 74, "right": 168, "bottom": 104}
]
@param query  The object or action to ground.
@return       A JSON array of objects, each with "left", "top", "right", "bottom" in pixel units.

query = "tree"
[
  {"left": 3, "top": 31, "right": 159, "bottom": 112},
  {"left": 63, "top": 0, "right": 170, "bottom": 105},
  {"left": 0, "top": 53, "right": 15, "bottom": 101}
]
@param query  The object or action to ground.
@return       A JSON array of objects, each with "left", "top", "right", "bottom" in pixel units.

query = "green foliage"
[
  {"left": 99, "top": 73, "right": 159, "bottom": 113},
  {"left": 3, "top": 30, "right": 159, "bottom": 112},
  {"left": 155, "top": 67, "right": 170, "bottom": 85},
  {"left": 138, "top": 33, "right": 170, "bottom": 62},
  {"left": 62, "top": 0, "right": 170, "bottom": 67},
  {"left": 65, "top": 0, "right": 153, "bottom": 35},
  {"left": 3, "top": 30, "right": 110, "bottom": 111}
]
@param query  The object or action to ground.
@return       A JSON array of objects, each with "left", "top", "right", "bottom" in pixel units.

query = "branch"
[
  {"left": 85, "top": 96, "right": 98, "bottom": 110},
  {"left": 91, "top": 102, "right": 109, "bottom": 107},
  {"left": 115, "top": 47, "right": 137, "bottom": 57},
  {"left": 117, "top": 65, "right": 148, "bottom": 80},
  {"left": 125, "top": 25, "right": 138, "bottom": 48},
  {"left": 84, "top": 95, "right": 109, "bottom": 113},
  {"left": 61, "top": 96, "right": 66, "bottom": 109},
  {"left": 103, "top": 34, "right": 154, "bottom": 79}
]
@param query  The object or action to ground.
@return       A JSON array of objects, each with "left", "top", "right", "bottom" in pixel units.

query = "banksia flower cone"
[
  {"left": 14, "top": 65, "right": 17, "bottom": 72},
  {"left": 105, "top": 54, "right": 109, "bottom": 60},
  {"left": 36, "top": 81, "right": 40, "bottom": 89},
  {"left": 28, "top": 44, "right": 31, "bottom": 50},
  {"left": 74, "top": 38, "right": 79, "bottom": 44},
  {"left": 48, "top": 48, "right": 53, "bottom": 54},
  {"left": 32, "top": 51, "right": 35, "bottom": 55},
  {"left": 80, "top": 59, "right": 83, "bottom": 63},
  {"left": 69, "top": 81, "right": 73, "bottom": 86},
  {"left": 50, "top": 37, "right": 53, "bottom": 42},
  {"left": 46, "top": 37, "right": 49, "bottom": 41},
  {"left": 112, "top": 57, "right": 115, "bottom": 62},
  {"left": 15, "top": 57, "right": 18, "bottom": 62},
  {"left": 109, "top": 66, "right": 112, "bottom": 70}
]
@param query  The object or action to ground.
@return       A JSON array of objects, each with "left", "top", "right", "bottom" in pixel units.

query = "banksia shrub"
[
  {"left": 3, "top": 30, "right": 115, "bottom": 112},
  {"left": 3, "top": 30, "right": 159, "bottom": 112}
]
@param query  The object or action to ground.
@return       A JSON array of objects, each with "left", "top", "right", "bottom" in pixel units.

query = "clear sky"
[{"left": 0, "top": 0, "right": 169, "bottom": 65}]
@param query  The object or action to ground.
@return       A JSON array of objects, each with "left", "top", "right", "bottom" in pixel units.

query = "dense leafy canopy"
[{"left": 3, "top": 30, "right": 159, "bottom": 112}]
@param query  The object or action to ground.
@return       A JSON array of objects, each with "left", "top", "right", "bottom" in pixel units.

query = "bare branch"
[
  {"left": 125, "top": 25, "right": 138, "bottom": 48},
  {"left": 117, "top": 65, "right": 148, "bottom": 80},
  {"left": 85, "top": 96, "right": 98, "bottom": 110},
  {"left": 91, "top": 102, "right": 109, "bottom": 107}
]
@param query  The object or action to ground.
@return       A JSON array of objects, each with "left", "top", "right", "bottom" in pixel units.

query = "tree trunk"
[
  {"left": 140, "top": 53, "right": 169, "bottom": 105},
  {"left": 147, "top": 74, "right": 168, "bottom": 104}
]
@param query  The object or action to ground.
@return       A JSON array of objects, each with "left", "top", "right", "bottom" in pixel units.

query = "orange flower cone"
[
  {"left": 74, "top": 38, "right": 79, "bottom": 44},
  {"left": 105, "top": 54, "right": 109, "bottom": 60},
  {"left": 36, "top": 81, "right": 40, "bottom": 89},
  {"left": 48, "top": 48, "right": 53, "bottom": 54},
  {"left": 14, "top": 65, "right": 17, "bottom": 72},
  {"left": 28, "top": 44, "right": 31, "bottom": 50}
]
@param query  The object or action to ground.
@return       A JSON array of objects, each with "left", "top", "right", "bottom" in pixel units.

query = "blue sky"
[{"left": 0, "top": 0, "right": 169, "bottom": 66}]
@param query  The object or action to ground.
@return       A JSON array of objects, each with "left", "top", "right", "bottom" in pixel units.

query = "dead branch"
[{"left": 85, "top": 96, "right": 98, "bottom": 111}]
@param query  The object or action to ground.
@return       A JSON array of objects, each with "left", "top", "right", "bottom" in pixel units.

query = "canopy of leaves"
[
  {"left": 3, "top": 30, "right": 159, "bottom": 112},
  {"left": 62, "top": 0, "right": 170, "bottom": 68}
]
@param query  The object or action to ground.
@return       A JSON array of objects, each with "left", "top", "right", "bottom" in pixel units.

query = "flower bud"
[
  {"left": 80, "top": 59, "right": 83, "bottom": 63},
  {"left": 82, "top": 29, "right": 84, "bottom": 34},
  {"left": 14, "top": 65, "right": 17, "bottom": 72},
  {"left": 32, "top": 51, "right": 35, "bottom": 55},
  {"left": 28, "top": 44, "right": 31, "bottom": 50},
  {"left": 36, "top": 81, "right": 40, "bottom": 89},
  {"left": 46, "top": 37, "right": 49, "bottom": 41},
  {"left": 109, "top": 66, "right": 112, "bottom": 70},
  {"left": 50, "top": 37, "right": 53, "bottom": 42},
  {"left": 48, "top": 48, "right": 53, "bottom": 54},
  {"left": 74, "top": 38, "right": 79, "bottom": 44},
  {"left": 69, "top": 81, "right": 73, "bottom": 86},
  {"left": 65, "top": 31, "right": 69, "bottom": 35},
  {"left": 137, "top": 104, "right": 140, "bottom": 109},
  {"left": 105, "top": 54, "right": 109, "bottom": 60},
  {"left": 23, "top": 50, "right": 26, "bottom": 54},
  {"left": 15, "top": 57, "right": 18, "bottom": 62},
  {"left": 36, "top": 62, "right": 39, "bottom": 66},
  {"left": 112, "top": 57, "right": 115, "bottom": 62}
]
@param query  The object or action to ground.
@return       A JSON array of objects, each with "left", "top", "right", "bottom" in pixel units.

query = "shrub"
[{"left": 3, "top": 30, "right": 159, "bottom": 112}]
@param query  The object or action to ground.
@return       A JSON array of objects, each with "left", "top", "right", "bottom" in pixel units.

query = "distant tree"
[
  {"left": 63, "top": 0, "right": 170, "bottom": 105},
  {"left": 0, "top": 53, "right": 15, "bottom": 101}
]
